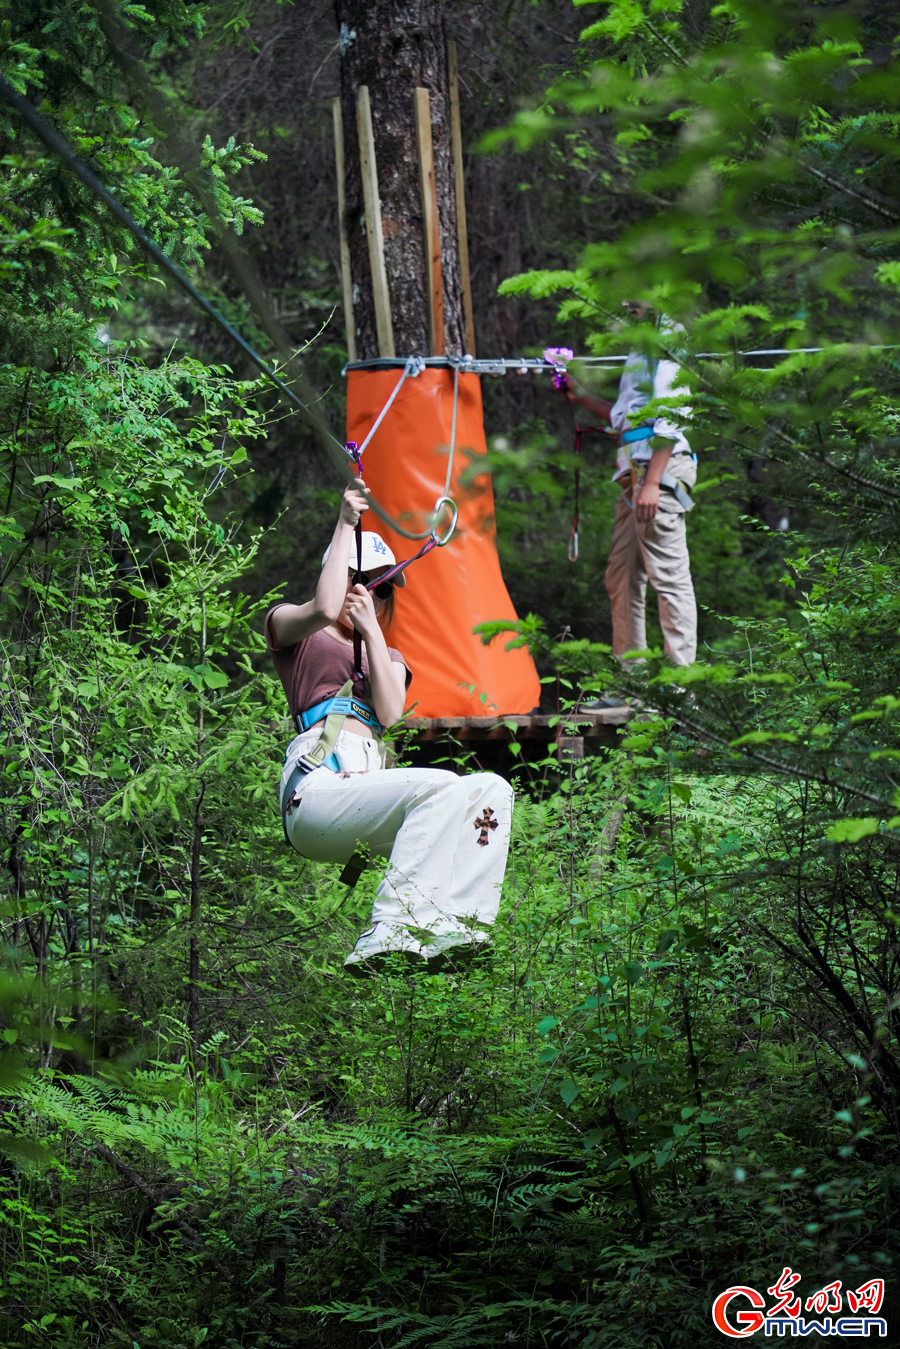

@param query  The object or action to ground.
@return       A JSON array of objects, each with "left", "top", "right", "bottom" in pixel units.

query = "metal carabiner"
[
  {"left": 430, "top": 495, "right": 458, "bottom": 546},
  {"left": 344, "top": 439, "right": 363, "bottom": 472}
]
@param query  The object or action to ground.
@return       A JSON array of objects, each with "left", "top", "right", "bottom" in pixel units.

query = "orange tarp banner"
[{"left": 346, "top": 366, "right": 540, "bottom": 719}]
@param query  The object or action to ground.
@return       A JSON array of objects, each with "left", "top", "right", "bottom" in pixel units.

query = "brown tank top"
[{"left": 264, "top": 606, "right": 411, "bottom": 723}]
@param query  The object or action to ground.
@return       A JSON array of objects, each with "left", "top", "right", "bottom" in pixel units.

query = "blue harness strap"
[
  {"left": 281, "top": 690, "right": 383, "bottom": 845},
  {"left": 295, "top": 696, "right": 382, "bottom": 737},
  {"left": 621, "top": 424, "right": 654, "bottom": 444},
  {"left": 621, "top": 420, "right": 697, "bottom": 460}
]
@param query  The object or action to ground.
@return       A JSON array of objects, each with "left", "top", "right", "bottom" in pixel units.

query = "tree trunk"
[{"left": 336, "top": 0, "right": 465, "bottom": 359}]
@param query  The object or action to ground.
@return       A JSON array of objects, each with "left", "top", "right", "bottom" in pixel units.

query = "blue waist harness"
[
  {"left": 280, "top": 694, "right": 384, "bottom": 839},
  {"left": 295, "top": 696, "right": 382, "bottom": 738},
  {"left": 619, "top": 423, "right": 696, "bottom": 512},
  {"left": 621, "top": 422, "right": 697, "bottom": 459}
]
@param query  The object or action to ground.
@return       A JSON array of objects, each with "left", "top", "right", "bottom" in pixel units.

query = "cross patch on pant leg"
[{"left": 475, "top": 807, "right": 499, "bottom": 846}]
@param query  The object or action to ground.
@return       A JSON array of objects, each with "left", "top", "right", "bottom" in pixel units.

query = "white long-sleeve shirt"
[{"left": 609, "top": 352, "right": 693, "bottom": 479}]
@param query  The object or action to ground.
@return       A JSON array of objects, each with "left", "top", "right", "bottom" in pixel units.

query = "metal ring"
[{"left": 430, "top": 495, "right": 458, "bottom": 546}]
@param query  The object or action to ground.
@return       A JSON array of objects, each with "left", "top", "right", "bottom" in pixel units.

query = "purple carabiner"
[{"left": 543, "top": 346, "right": 573, "bottom": 393}]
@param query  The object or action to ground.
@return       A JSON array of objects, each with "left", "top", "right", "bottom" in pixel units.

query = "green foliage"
[
  {"left": 492, "top": 0, "right": 900, "bottom": 585},
  {"left": 6, "top": 708, "right": 897, "bottom": 1346},
  {"left": 0, "top": 2, "right": 897, "bottom": 1348},
  {"left": 0, "top": 0, "right": 267, "bottom": 344}
]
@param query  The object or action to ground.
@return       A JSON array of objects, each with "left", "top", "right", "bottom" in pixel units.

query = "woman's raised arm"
[{"left": 268, "top": 480, "right": 368, "bottom": 648}]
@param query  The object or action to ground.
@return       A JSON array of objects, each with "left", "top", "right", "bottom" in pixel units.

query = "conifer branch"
[{"left": 799, "top": 159, "right": 899, "bottom": 224}]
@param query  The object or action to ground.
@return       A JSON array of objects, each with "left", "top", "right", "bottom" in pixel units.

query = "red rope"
[
  {"left": 346, "top": 441, "right": 366, "bottom": 686},
  {"left": 553, "top": 373, "right": 612, "bottom": 564},
  {"left": 569, "top": 426, "right": 582, "bottom": 562}
]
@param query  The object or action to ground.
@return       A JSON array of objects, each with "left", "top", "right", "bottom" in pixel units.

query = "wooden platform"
[{"left": 400, "top": 706, "right": 632, "bottom": 754}]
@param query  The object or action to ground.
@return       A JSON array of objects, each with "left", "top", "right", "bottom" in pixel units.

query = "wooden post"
[
  {"left": 332, "top": 98, "right": 357, "bottom": 365},
  {"left": 447, "top": 41, "right": 475, "bottom": 356},
  {"left": 356, "top": 85, "right": 395, "bottom": 358},
  {"left": 337, "top": 2, "right": 467, "bottom": 358},
  {"left": 413, "top": 87, "right": 445, "bottom": 357}
]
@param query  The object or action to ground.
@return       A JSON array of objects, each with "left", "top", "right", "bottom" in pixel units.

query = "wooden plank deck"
[{"left": 401, "top": 707, "right": 631, "bottom": 742}]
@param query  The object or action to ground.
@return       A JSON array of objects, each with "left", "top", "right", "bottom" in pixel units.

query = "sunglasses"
[{"left": 354, "top": 571, "right": 396, "bottom": 600}]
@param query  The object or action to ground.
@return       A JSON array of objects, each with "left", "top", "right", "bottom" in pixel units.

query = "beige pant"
[{"left": 605, "top": 456, "right": 697, "bottom": 667}]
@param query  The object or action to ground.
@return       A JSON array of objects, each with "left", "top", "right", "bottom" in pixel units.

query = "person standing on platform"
[{"left": 554, "top": 302, "right": 698, "bottom": 670}]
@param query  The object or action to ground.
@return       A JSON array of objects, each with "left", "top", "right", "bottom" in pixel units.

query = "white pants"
[
  {"left": 281, "top": 729, "right": 513, "bottom": 934},
  {"left": 605, "top": 456, "right": 697, "bottom": 666}
]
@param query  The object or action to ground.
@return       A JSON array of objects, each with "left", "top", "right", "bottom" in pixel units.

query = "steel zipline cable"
[
  {"left": 0, "top": 75, "right": 457, "bottom": 542},
  {"left": 0, "top": 77, "right": 343, "bottom": 448}
]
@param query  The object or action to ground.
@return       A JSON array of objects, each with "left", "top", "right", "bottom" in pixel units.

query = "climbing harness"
[
  {"left": 548, "top": 354, "right": 698, "bottom": 543},
  {"left": 280, "top": 684, "right": 387, "bottom": 888},
  {"left": 280, "top": 676, "right": 385, "bottom": 826},
  {"left": 279, "top": 353, "right": 460, "bottom": 854},
  {"left": 278, "top": 367, "right": 460, "bottom": 850},
  {"left": 618, "top": 426, "right": 696, "bottom": 513},
  {"left": 279, "top": 487, "right": 457, "bottom": 844},
  {"left": 295, "top": 693, "right": 382, "bottom": 740}
]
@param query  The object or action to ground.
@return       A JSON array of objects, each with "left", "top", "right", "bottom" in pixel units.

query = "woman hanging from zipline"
[{"left": 265, "top": 477, "right": 514, "bottom": 975}]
